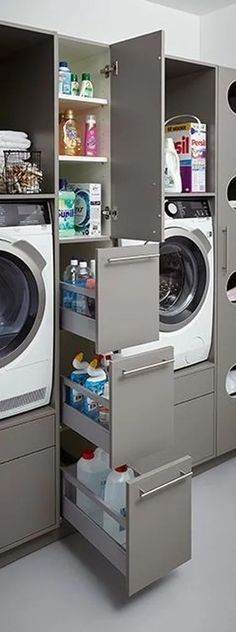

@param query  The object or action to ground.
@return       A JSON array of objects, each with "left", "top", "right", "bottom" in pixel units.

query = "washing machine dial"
[{"left": 165, "top": 201, "right": 178, "bottom": 217}]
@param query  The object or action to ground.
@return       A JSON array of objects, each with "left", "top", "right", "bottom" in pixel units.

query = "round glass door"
[
  {"left": 0, "top": 252, "right": 39, "bottom": 362},
  {"left": 159, "top": 235, "right": 208, "bottom": 330}
]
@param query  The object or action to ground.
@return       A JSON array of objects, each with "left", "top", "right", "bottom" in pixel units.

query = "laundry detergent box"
[
  {"left": 165, "top": 122, "right": 206, "bottom": 192},
  {"left": 68, "top": 183, "right": 102, "bottom": 236}
]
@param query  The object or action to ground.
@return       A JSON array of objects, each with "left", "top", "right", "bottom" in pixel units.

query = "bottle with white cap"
[
  {"left": 76, "top": 260, "right": 90, "bottom": 315},
  {"left": 164, "top": 136, "right": 182, "bottom": 193},
  {"left": 63, "top": 257, "right": 79, "bottom": 310}
]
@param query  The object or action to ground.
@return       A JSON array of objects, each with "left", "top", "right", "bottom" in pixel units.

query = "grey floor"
[{"left": 1, "top": 456, "right": 236, "bottom": 632}]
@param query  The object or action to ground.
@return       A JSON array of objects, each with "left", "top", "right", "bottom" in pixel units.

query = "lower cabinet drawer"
[
  {"left": 62, "top": 455, "right": 192, "bottom": 596},
  {"left": 61, "top": 347, "right": 174, "bottom": 469},
  {"left": 174, "top": 394, "right": 214, "bottom": 465},
  {"left": 0, "top": 447, "right": 56, "bottom": 552},
  {"left": 0, "top": 414, "right": 55, "bottom": 464}
]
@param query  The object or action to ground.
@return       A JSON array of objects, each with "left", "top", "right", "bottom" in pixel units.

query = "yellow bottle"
[{"left": 60, "top": 109, "right": 82, "bottom": 156}]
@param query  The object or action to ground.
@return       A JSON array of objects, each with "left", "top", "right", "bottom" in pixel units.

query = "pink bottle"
[{"left": 84, "top": 114, "right": 97, "bottom": 156}]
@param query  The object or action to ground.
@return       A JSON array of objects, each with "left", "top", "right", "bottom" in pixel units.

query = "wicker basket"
[{"left": 4, "top": 150, "right": 42, "bottom": 194}]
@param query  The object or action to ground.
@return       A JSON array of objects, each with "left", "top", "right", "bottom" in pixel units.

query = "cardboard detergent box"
[
  {"left": 68, "top": 183, "right": 102, "bottom": 235},
  {"left": 165, "top": 122, "right": 206, "bottom": 192}
]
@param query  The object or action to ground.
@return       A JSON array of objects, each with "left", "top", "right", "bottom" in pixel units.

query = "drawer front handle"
[
  {"left": 139, "top": 470, "right": 192, "bottom": 499},
  {"left": 222, "top": 226, "right": 229, "bottom": 274},
  {"left": 107, "top": 253, "right": 160, "bottom": 264},
  {"left": 122, "top": 358, "right": 174, "bottom": 377}
]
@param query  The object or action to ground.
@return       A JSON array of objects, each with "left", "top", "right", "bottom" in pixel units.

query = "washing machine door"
[
  {"left": 0, "top": 239, "right": 46, "bottom": 367},
  {"left": 159, "top": 227, "right": 211, "bottom": 331}
]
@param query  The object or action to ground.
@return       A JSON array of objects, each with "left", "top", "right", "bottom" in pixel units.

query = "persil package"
[{"left": 165, "top": 122, "right": 206, "bottom": 192}]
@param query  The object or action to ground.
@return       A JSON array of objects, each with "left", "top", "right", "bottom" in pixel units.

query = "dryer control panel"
[{"left": 165, "top": 198, "right": 211, "bottom": 219}]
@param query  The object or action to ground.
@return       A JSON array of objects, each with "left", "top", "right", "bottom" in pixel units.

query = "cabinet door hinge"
[
  {"left": 100, "top": 61, "right": 119, "bottom": 78},
  {"left": 102, "top": 206, "right": 118, "bottom": 220}
]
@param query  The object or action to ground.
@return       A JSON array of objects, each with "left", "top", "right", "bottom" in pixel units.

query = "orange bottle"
[{"left": 59, "top": 109, "right": 82, "bottom": 156}]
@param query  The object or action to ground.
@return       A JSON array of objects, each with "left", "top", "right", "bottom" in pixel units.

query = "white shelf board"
[
  {"left": 59, "top": 155, "right": 107, "bottom": 163},
  {"left": 59, "top": 232, "right": 110, "bottom": 244},
  {"left": 59, "top": 95, "right": 108, "bottom": 108},
  {"left": 165, "top": 192, "right": 215, "bottom": 198}
]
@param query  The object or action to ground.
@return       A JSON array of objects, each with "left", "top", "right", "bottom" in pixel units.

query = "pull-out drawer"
[
  {"left": 61, "top": 347, "right": 174, "bottom": 468},
  {"left": 60, "top": 244, "right": 159, "bottom": 353},
  {"left": 62, "top": 455, "right": 192, "bottom": 596}
]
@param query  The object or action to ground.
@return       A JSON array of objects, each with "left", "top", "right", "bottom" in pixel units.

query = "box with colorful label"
[
  {"left": 165, "top": 122, "right": 206, "bottom": 192},
  {"left": 68, "top": 183, "right": 102, "bottom": 235}
]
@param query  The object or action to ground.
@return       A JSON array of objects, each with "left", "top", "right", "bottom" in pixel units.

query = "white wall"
[
  {"left": 0, "top": 0, "right": 200, "bottom": 59},
  {"left": 201, "top": 3, "right": 236, "bottom": 67}
]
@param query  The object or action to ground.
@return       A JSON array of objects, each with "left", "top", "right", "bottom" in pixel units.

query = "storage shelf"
[
  {"left": 59, "top": 232, "right": 110, "bottom": 244},
  {"left": 165, "top": 192, "right": 215, "bottom": 198},
  {"left": 59, "top": 95, "right": 108, "bottom": 108},
  {"left": 0, "top": 193, "right": 55, "bottom": 200},
  {"left": 59, "top": 155, "right": 107, "bottom": 164}
]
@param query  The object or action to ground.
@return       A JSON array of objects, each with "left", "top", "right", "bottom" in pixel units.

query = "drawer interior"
[{"left": 62, "top": 454, "right": 192, "bottom": 596}]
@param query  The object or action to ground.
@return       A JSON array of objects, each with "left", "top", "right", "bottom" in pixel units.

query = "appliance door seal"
[{"left": 0, "top": 239, "right": 46, "bottom": 368}]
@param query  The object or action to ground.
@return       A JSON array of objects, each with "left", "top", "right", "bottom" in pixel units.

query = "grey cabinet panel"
[
  {"left": 111, "top": 347, "right": 174, "bottom": 467},
  {"left": 174, "top": 395, "right": 214, "bottom": 465},
  {"left": 175, "top": 365, "right": 214, "bottom": 405},
  {"left": 127, "top": 456, "right": 192, "bottom": 596},
  {"left": 96, "top": 244, "right": 159, "bottom": 353},
  {"left": 0, "top": 415, "right": 55, "bottom": 464},
  {"left": 0, "top": 448, "right": 56, "bottom": 551},
  {"left": 217, "top": 67, "right": 236, "bottom": 454},
  {"left": 110, "top": 31, "right": 164, "bottom": 241}
]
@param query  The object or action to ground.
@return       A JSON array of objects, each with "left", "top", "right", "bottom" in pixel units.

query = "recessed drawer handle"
[
  {"left": 139, "top": 470, "right": 192, "bottom": 499},
  {"left": 122, "top": 358, "right": 174, "bottom": 377},
  {"left": 107, "top": 253, "right": 160, "bottom": 264}
]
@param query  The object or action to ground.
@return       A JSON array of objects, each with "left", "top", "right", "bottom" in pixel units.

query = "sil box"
[
  {"left": 68, "top": 183, "right": 102, "bottom": 235},
  {"left": 165, "top": 122, "right": 206, "bottom": 192}
]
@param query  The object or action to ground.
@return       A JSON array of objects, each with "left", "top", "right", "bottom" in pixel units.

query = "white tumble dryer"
[
  {"left": 0, "top": 201, "right": 54, "bottom": 419},
  {"left": 122, "top": 196, "right": 214, "bottom": 370}
]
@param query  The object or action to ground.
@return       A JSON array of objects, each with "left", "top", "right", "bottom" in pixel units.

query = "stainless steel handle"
[
  {"left": 222, "top": 226, "right": 229, "bottom": 274},
  {"left": 139, "top": 470, "right": 192, "bottom": 499},
  {"left": 107, "top": 253, "right": 160, "bottom": 264},
  {"left": 122, "top": 358, "right": 174, "bottom": 377}
]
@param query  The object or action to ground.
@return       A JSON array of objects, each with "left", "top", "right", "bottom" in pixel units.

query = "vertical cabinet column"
[{"left": 217, "top": 68, "right": 236, "bottom": 454}]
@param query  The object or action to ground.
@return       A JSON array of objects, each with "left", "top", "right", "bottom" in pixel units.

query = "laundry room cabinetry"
[
  {"left": 216, "top": 67, "right": 236, "bottom": 455},
  {"left": 0, "top": 407, "right": 57, "bottom": 553},
  {"left": 57, "top": 30, "right": 193, "bottom": 589}
]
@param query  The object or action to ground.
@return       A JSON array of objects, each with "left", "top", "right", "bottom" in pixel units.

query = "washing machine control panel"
[
  {"left": 165, "top": 198, "right": 211, "bottom": 219},
  {"left": 0, "top": 202, "right": 51, "bottom": 227}
]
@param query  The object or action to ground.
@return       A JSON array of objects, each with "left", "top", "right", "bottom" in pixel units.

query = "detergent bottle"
[
  {"left": 83, "top": 359, "right": 107, "bottom": 420},
  {"left": 68, "top": 352, "right": 89, "bottom": 409},
  {"left": 164, "top": 137, "right": 182, "bottom": 193},
  {"left": 103, "top": 465, "right": 135, "bottom": 544}
]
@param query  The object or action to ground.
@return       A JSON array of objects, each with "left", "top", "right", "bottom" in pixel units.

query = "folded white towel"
[
  {"left": 0, "top": 131, "right": 28, "bottom": 140},
  {"left": 0, "top": 140, "right": 31, "bottom": 150}
]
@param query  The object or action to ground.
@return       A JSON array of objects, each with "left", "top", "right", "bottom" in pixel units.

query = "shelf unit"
[
  {"left": 59, "top": 95, "right": 108, "bottom": 108},
  {"left": 59, "top": 232, "right": 110, "bottom": 244},
  {"left": 59, "top": 155, "right": 108, "bottom": 163}
]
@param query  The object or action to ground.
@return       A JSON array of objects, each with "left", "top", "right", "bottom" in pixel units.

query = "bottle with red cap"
[
  {"left": 103, "top": 464, "right": 134, "bottom": 544},
  {"left": 76, "top": 448, "right": 110, "bottom": 521}
]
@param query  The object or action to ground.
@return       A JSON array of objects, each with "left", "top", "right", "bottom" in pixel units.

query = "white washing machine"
[
  {"left": 122, "top": 196, "right": 214, "bottom": 370},
  {"left": 0, "top": 201, "right": 54, "bottom": 419}
]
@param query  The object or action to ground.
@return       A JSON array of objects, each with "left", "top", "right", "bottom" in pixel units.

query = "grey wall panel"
[
  {"left": 110, "top": 30, "right": 164, "bottom": 241},
  {"left": 0, "top": 415, "right": 55, "bottom": 464},
  {"left": 174, "top": 394, "right": 214, "bottom": 465},
  {"left": 217, "top": 67, "right": 236, "bottom": 454},
  {"left": 0, "top": 447, "right": 56, "bottom": 551}
]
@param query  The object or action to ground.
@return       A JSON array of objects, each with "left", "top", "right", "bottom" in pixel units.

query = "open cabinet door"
[{"left": 110, "top": 30, "right": 165, "bottom": 242}]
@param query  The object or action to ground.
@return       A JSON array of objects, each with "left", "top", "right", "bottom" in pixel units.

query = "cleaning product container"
[
  {"left": 103, "top": 465, "right": 135, "bottom": 544},
  {"left": 165, "top": 114, "right": 206, "bottom": 193},
  {"left": 68, "top": 352, "right": 89, "bottom": 409},
  {"left": 76, "top": 449, "right": 110, "bottom": 522},
  {"left": 164, "top": 136, "right": 182, "bottom": 193},
  {"left": 83, "top": 360, "right": 107, "bottom": 420}
]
